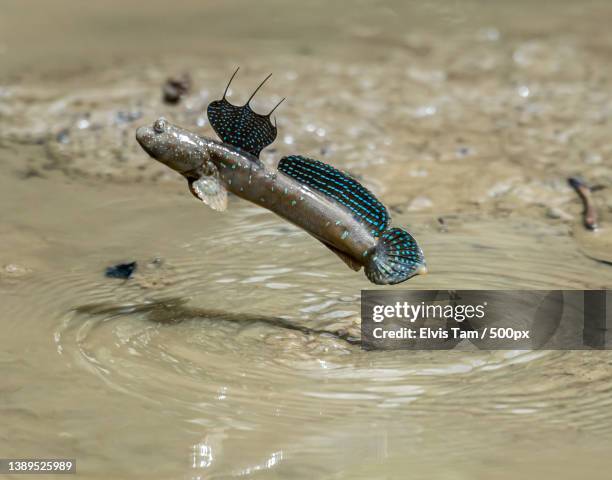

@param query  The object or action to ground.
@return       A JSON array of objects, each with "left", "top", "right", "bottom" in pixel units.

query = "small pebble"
[
  {"left": 56, "top": 128, "right": 70, "bottom": 144},
  {"left": 546, "top": 207, "right": 573, "bottom": 221},
  {"left": 408, "top": 196, "right": 433, "bottom": 211},
  {"left": 3, "top": 263, "right": 30, "bottom": 276},
  {"left": 146, "top": 257, "right": 164, "bottom": 269}
]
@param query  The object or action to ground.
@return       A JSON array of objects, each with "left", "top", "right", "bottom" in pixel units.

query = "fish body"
[
  {"left": 135, "top": 72, "right": 426, "bottom": 284},
  {"left": 137, "top": 123, "right": 374, "bottom": 261},
  {"left": 209, "top": 140, "right": 377, "bottom": 262}
]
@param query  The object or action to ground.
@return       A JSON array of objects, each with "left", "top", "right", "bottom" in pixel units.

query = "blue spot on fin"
[{"left": 278, "top": 155, "right": 390, "bottom": 236}]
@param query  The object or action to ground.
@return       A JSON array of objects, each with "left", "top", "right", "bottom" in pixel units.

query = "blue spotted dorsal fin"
[
  {"left": 207, "top": 69, "right": 283, "bottom": 158},
  {"left": 277, "top": 155, "right": 390, "bottom": 236}
]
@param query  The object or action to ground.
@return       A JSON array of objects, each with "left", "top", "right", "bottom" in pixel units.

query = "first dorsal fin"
[
  {"left": 278, "top": 155, "right": 390, "bottom": 237},
  {"left": 206, "top": 68, "right": 281, "bottom": 158}
]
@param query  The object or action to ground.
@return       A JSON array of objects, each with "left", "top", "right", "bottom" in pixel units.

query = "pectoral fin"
[{"left": 189, "top": 168, "right": 228, "bottom": 212}]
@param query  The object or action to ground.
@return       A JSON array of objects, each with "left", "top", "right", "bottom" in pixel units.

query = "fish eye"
[{"left": 153, "top": 118, "right": 167, "bottom": 133}]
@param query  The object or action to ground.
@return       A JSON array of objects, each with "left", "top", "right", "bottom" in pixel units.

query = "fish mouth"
[{"left": 135, "top": 126, "right": 156, "bottom": 157}]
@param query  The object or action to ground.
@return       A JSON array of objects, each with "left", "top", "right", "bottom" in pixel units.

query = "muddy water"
[{"left": 2, "top": 1, "right": 612, "bottom": 478}]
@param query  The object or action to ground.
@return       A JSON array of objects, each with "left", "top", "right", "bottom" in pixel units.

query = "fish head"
[{"left": 136, "top": 118, "right": 211, "bottom": 179}]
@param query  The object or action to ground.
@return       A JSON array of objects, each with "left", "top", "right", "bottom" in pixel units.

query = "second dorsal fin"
[{"left": 278, "top": 155, "right": 390, "bottom": 237}]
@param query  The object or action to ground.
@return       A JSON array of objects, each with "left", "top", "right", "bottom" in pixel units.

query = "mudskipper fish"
[{"left": 136, "top": 69, "right": 427, "bottom": 284}]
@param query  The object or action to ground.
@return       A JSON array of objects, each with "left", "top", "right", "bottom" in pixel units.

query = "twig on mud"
[{"left": 568, "top": 176, "right": 599, "bottom": 231}]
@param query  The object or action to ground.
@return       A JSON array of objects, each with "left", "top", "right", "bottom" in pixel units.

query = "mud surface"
[{"left": 1, "top": 1, "right": 612, "bottom": 478}]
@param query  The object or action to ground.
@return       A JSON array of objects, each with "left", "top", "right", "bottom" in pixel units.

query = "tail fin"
[{"left": 364, "top": 228, "right": 427, "bottom": 285}]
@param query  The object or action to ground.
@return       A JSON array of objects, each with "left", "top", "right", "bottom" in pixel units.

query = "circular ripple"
[{"left": 4, "top": 206, "right": 612, "bottom": 477}]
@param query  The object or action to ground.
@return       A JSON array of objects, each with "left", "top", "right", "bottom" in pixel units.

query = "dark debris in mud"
[
  {"left": 162, "top": 73, "right": 192, "bottom": 104},
  {"left": 105, "top": 261, "right": 137, "bottom": 279}
]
